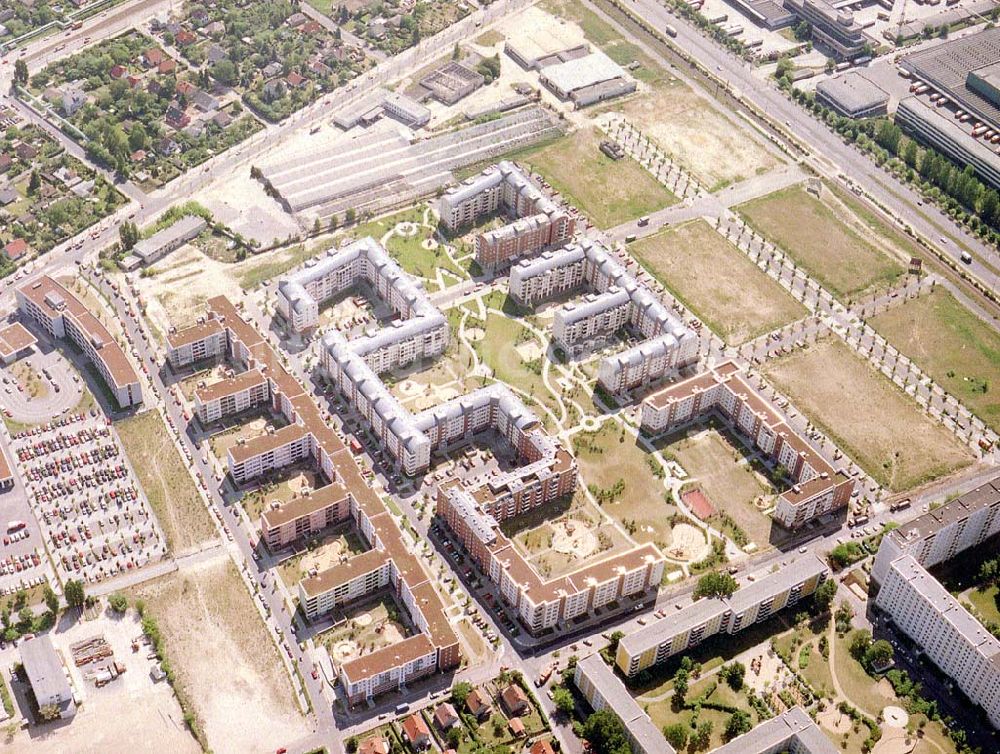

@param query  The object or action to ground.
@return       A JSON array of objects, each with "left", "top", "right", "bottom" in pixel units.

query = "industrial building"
[
  {"left": 438, "top": 161, "right": 575, "bottom": 272},
  {"left": 419, "top": 61, "right": 485, "bottom": 105},
  {"left": 816, "top": 72, "right": 890, "bottom": 118},
  {"left": 17, "top": 276, "right": 142, "bottom": 409},
  {"left": 640, "top": 362, "right": 853, "bottom": 529},
  {"left": 784, "top": 0, "right": 868, "bottom": 60},
  {"left": 723, "top": 0, "right": 795, "bottom": 30},
  {"left": 537, "top": 50, "right": 636, "bottom": 108},
  {"left": 871, "top": 476, "right": 1000, "bottom": 729},
  {"left": 616, "top": 553, "right": 829, "bottom": 676},
  {"left": 122, "top": 215, "right": 207, "bottom": 270},
  {"left": 509, "top": 239, "right": 698, "bottom": 393},
  {"left": 21, "top": 636, "right": 76, "bottom": 719}
]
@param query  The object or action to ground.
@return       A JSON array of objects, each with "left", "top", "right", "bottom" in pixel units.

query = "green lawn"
[
  {"left": 738, "top": 185, "right": 905, "bottom": 300},
  {"left": 518, "top": 127, "right": 677, "bottom": 229},
  {"left": 967, "top": 585, "right": 1000, "bottom": 626},
  {"left": 870, "top": 289, "right": 1000, "bottom": 433}
]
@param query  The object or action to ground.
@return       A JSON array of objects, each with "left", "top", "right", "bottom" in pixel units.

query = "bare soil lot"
[
  {"left": 738, "top": 185, "right": 905, "bottom": 300},
  {"left": 117, "top": 410, "right": 216, "bottom": 553},
  {"left": 131, "top": 559, "right": 302, "bottom": 754},
  {"left": 762, "top": 339, "right": 974, "bottom": 491},
  {"left": 870, "top": 289, "right": 1000, "bottom": 433},
  {"left": 613, "top": 82, "right": 781, "bottom": 190},
  {"left": 633, "top": 220, "right": 806, "bottom": 344}
]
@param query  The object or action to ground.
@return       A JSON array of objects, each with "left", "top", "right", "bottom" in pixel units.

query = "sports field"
[
  {"left": 762, "top": 339, "right": 973, "bottom": 491},
  {"left": 519, "top": 127, "right": 677, "bottom": 228},
  {"left": 870, "top": 289, "right": 1000, "bottom": 432},
  {"left": 738, "top": 185, "right": 905, "bottom": 299},
  {"left": 633, "top": 220, "right": 806, "bottom": 344}
]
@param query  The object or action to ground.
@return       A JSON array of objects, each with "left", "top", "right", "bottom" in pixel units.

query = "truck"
[
  {"left": 6, "top": 521, "right": 25, "bottom": 533},
  {"left": 664, "top": 24, "right": 678, "bottom": 37}
]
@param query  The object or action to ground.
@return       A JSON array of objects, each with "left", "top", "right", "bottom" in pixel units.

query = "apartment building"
[
  {"left": 16, "top": 276, "right": 142, "bottom": 409},
  {"left": 509, "top": 239, "right": 697, "bottom": 393},
  {"left": 438, "top": 161, "right": 575, "bottom": 271},
  {"left": 641, "top": 362, "right": 853, "bottom": 530},
  {"left": 193, "top": 368, "right": 270, "bottom": 424},
  {"left": 876, "top": 555, "right": 1000, "bottom": 728},
  {"left": 574, "top": 654, "right": 674, "bottom": 754},
  {"left": 616, "top": 553, "right": 828, "bottom": 676},
  {"left": 168, "top": 296, "right": 460, "bottom": 705},
  {"left": 709, "top": 706, "right": 838, "bottom": 754},
  {"left": 437, "top": 482, "right": 664, "bottom": 635},
  {"left": 165, "top": 318, "right": 226, "bottom": 369},
  {"left": 872, "top": 476, "right": 1000, "bottom": 586}
]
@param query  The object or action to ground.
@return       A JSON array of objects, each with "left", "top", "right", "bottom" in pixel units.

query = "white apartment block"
[
  {"left": 508, "top": 239, "right": 697, "bottom": 393},
  {"left": 876, "top": 555, "right": 1000, "bottom": 728},
  {"left": 166, "top": 318, "right": 226, "bottom": 369},
  {"left": 298, "top": 549, "right": 392, "bottom": 618},
  {"left": 553, "top": 289, "right": 631, "bottom": 355},
  {"left": 339, "top": 634, "right": 439, "bottom": 703},
  {"left": 872, "top": 477, "right": 1000, "bottom": 585},
  {"left": 228, "top": 424, "right": 314, "bottom": 484},
  {"left": 194, "top": 368, "right": 270, "bottom": 424}
]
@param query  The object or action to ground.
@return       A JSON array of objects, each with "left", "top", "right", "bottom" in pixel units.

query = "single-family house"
[
  {"left": 287, "top": 12, "right": 308, "bottom": 27},
  {"left": 165, "top": 106, "right": 191, "bottom": 130},
  {"left": 286, "top": 71, "right": 307, "bottom": 89},
  {"left": 466, "top": 688, "right": 491, "bottom": 720},
  {"left": 0, "top": 154, "right": 11, "bottom": 173},
  {"left": 155, "top": 137, "right": 180, "bottom": 156},
  {"left": 434, "top": 702, "right": 459, "bottom": 730},
  {"left": 500, "top": 684, "right": 529, "bottom": 717},
  {"left": 263, "top": 61, "right": 283, "bottom": 78},
  {"left": 158, "top": 58, "right": 177, "bottom": 75},
  {"left": 530, "top": 740, "right": 557, "bottom": 754},
  {"left": 0, "top": 187, "right": 17, "bottom": 206},
  {"left": 211, "top": 110, "right": 233, "bottom": 128},
  {"left": 358, "top": 737, "right": 389, "bottom": 754},
  {"left": 206, "top": 43, "right": 227, "bottom": 65},
  {"left": 109, "top": 64, "right": 128, "bottom": 79},
  {"left": 62, "top": 87, "right": 86, "bottom": 116},
  {"left": 191, "top": 90, "right": 219, "bottom": 112},
  {"left": 142, "top": 48, "right": 165, "bottom": 68},
  {"left": 205, "top": 20, "right": 225, "bottom": 37},
  {"left": 401, "top": 714, "right": 431, "bottom": 750},
  {"left": 508, "top": 717, "right": 526, "bottom": 738},
  {"left": 176, "top": 30, "right": 197, "bottom": 46},
  {"left": 14, "top": 143, "right": 37, "bottom": 161},
  {"left": 4, "top": 239, "right": 29, "bottom": 261}
]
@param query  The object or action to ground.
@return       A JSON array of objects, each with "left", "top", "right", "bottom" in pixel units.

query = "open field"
[
  {"left": 573, "top": 422, "right": 676, "bottom": 548},
  {"left": 761, "top": 339, "right": 973, "bottom": 491},
  {"left": 663, "top": 426, "right": 775, "bottom": 547},
  {"left": 131, "top": 559, "right": 301, "bottom": 754},
  {"left": 870, "top": 289, "right": 1000, "bottom": 433},
  {"left": 518, "top": 127, "right": 677, "bottom": 229},
  {"left": 633, "top": 220, "right": 806, "bottom": 344},
  {"left": 612, "top": 82, "right": 781, "bottom": 190},
  {"left": 117, "top": 410, "right": 216, "bottom": 553},
  {"left": 738, "top": 185, "right": 905, "bottom": 299}
]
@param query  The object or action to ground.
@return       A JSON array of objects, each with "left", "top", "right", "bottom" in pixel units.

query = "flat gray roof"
[
  {"left": 816, "top": 72, "right": 889, "bottom": 113},
  {"left": 886, "top": 475, "right": 1000, "bottom": 545},
  {"left": 20, "top": 636, "right": 71, "bottom": 703},
  {"left": 540, "top": 50, "right": 629, "bottom": 94},
  {"left": 709, "top": 706, "right": 837, "bottom": 754}
]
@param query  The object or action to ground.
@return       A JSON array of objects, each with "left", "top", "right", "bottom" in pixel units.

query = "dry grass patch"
[
  {"left": 870, "top": 289, "right": 1000, "bottom": 433},
  {"left": 738, "top": 185, "right": 905, "bottom": 299},
  {"left": 614, "top": 82, "right": 781, "bottom": 189},
  {"left": 762, "top": 339, "right": 973, "bottom": 491},
  {"left": 117, "top": 410, "right": 216, "bottom": 552},
  {"left": 132, "top": 559, "right": 302, "bottom": 754},
  {"left": 633, "top": 220, "right": 806, "bottom": 344},
  {"left": 519, "top": 126, "right": 677, "bottom": 228}
]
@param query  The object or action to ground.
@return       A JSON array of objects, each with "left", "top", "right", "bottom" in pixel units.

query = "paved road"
[{"left": 593, "top": 0, "right": 1000, "bottom": 307}]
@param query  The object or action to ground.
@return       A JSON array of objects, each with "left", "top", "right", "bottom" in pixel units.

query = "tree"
[
  {"left": 451, "top": 681, "right": 473, "bottom": 706},
  {"left": 663, "top": 722, "right": 688, "bottom": 748},
  {"left": 608, "top": 630, "right": 624, "bottom": 653},
  {"left": 848, "top": 629, "right": 872, "bottom": 661},
  {"left": 212, "top": 59, "right": 238, "bottom": 86},
  {"left": 108, "top": 593, "right": 128, "bottom": 613},
  {"left": 979, "top": 558, "right": 999, "bottom": 586},
  {"left": 128, "top": 122, "right": 149, "bottom": 153},
  {"left": 813, "top": 578, "right": 837, "bottom": 612},
  {"left": 579, "top": 708, "right": 630, "bottom": 754},
  {"left": 694, "top": 571, "right": 738, "bottom": 599},
  {"left": 864, "top": 639, "right": 894, "bottom": 671},
  {"left": 345, "top": 736, "right": 358, "bottom": 753},
  {"left": 38, "top": 703, "right": 61, "bottom": 722},
  {"left": 792, "top": 20, "right": 811, "bottom": 41},
  {"left": 725, "top": 710, "right": 752, "bottom": 740},
  {"left": 553, "top": 686, "right": 575, "bottom": 715},
  {"left": 14, "top": 59, "right": 28, "bottom": 86},
  {"left": 673, "top": 667, "right": 689, "bottom": 702},
  {"left": 691, "top": 720, "right": 713, "bottom": 751},
  {"left": 446, "top": 727, "right": 462, "bottom": 748},
  {"left": 720, "top": 661, "right": 745, "bottom": 691},
  {"left": 27, "top": 170, "right": 40, "bottom": 196},
  {"left": 119, "top": 221, "right": 140, "bottom": 251},
  {"left": 345, "top": 208, "right": 356, "bottom": 224},
  {"left": 64, "top": 579, "right": 85, "bottom": 609},
  {"left": 43, "top": 585, "right": 59, "bottom": 614}
]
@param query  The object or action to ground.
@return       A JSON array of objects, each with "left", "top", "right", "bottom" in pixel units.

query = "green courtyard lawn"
[
  {"left": 870, "top": 288, "right": 1000, "bottom": 433},
  {"left": 518, "top": 127, "right": 677, "bottom": 229}
]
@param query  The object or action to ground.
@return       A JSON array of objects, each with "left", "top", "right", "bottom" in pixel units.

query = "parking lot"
[
  {"left": 0, "top": 343, "right": 85, "bottom": 428},
  {"left": 9, "top": 411, "right": 167, "bottom": 584}
]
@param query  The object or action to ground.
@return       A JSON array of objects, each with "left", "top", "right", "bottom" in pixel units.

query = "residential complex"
[
  {"left": 640, "top": 362, "right": 853, "bottom": 529},
  {"left": 871, "top": 476, "right": 1000, "bottom": 729},
  {"left": 438, "top": 161, "right": 575, "bottom": 272},
  {"left": 509, "top": 239, "right": 698, "bottom": 393},
  {"left": 707, "top": 706, "right": 838, "bottom": 754},
  {"left": 165, "top": 318, "right": 227, "bottom": 370},
  {"left": 165, "top": 297, "right": 460, "bottom": 704},
  {"left": 16, "top": 275, "right": 142, "bottom": 409},
  {"left": 573, "top": 654, "right": 673, "bottom": 754},
  {"left": 615, "top": 553, "right": 829, "bottom": 677}
]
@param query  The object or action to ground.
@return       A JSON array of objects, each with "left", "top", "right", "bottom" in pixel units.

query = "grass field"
[
  {"left": 738, "top": 185, "right": 905, "bottom": 300},
  {"left": 663, "top": 427, "right": 775, "bottom": 547},
  {"left": 633, "top": 220, "right": 806, "bottom": 344},
  {"left": 132, "top": 560, "right": 301, "bottom": 754},
  {"left": 573, "top": 423, "right": 676, "bottom": 547},
  {"left": 967, "top": 584, "right": 1000, "bottom": 626},
  {"left": 352, "top": 206, "right": 467, "bottom": 284},
  {"left": 117, "top": 410, "right": 216, "bottom": 552},
  {"left": 762, "top": 339, "right": 973, "bottom": 491},
  {"left": 518, "top": 127, "right": 677, "bottom": 229},
  {"left": 870, "top": 289, "right": 1000, "bottom": 432},
  {"left": 643, "top": 675, "right": 758, "bottom": 751}
]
